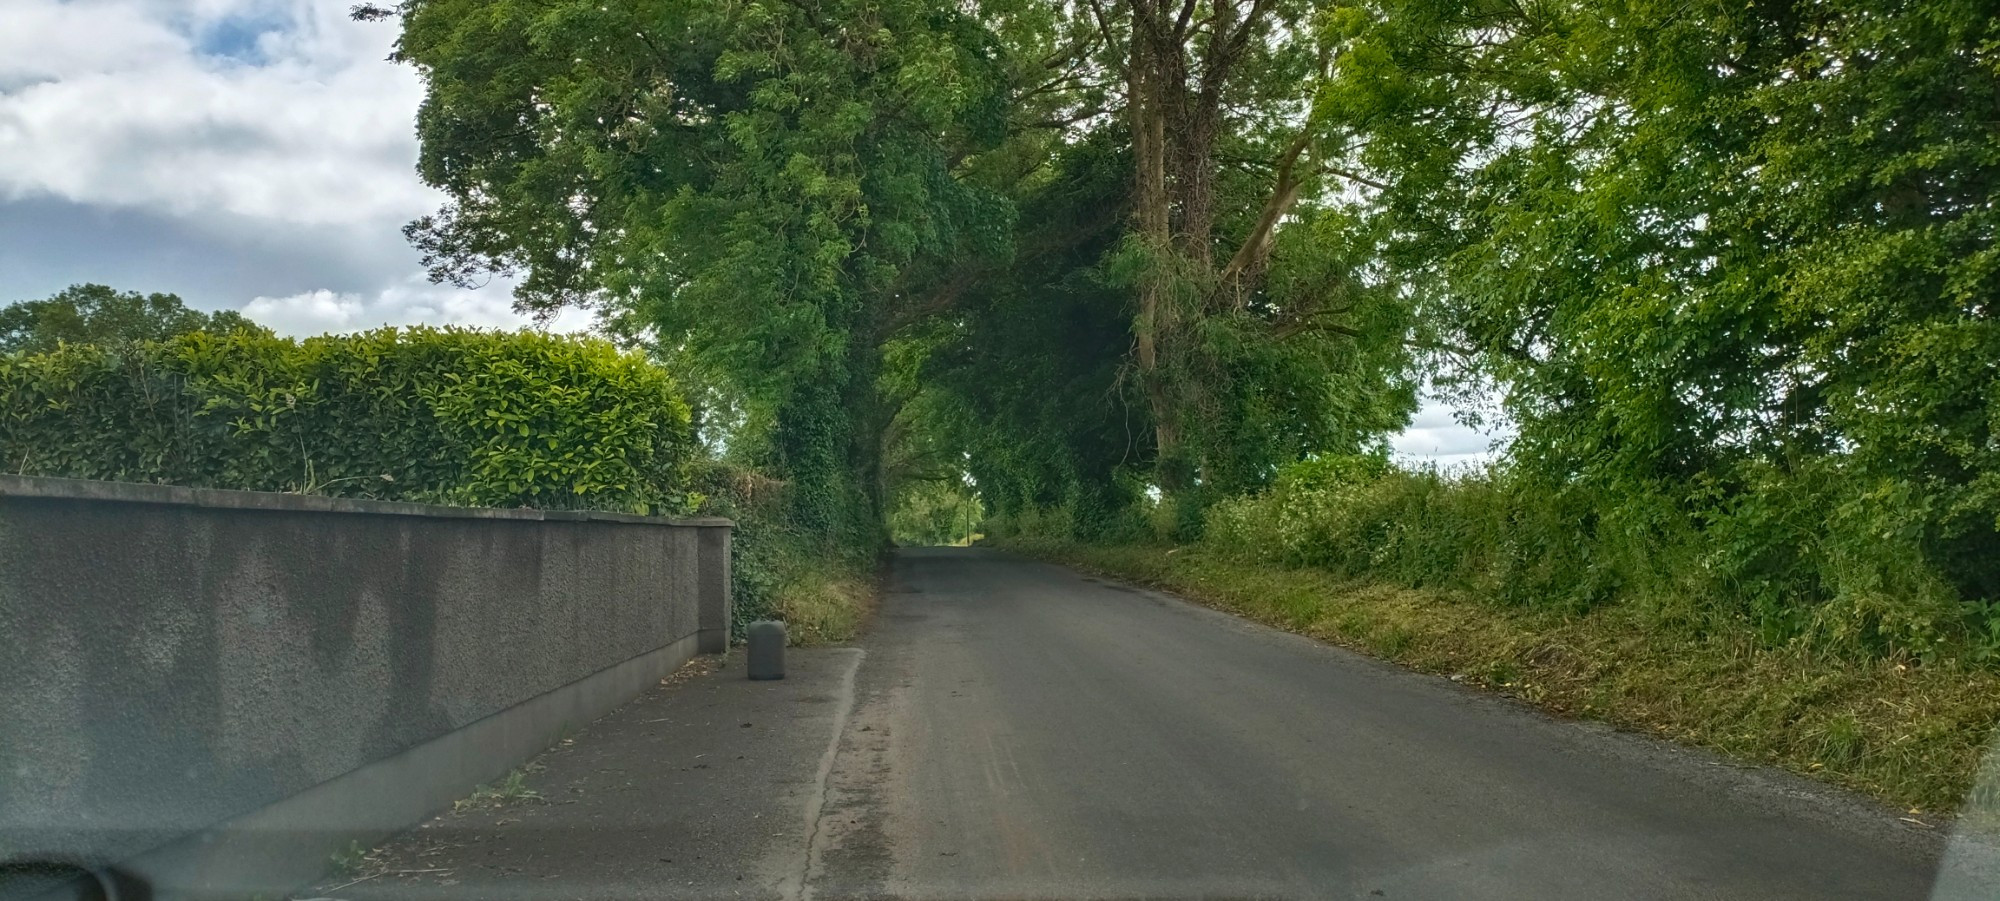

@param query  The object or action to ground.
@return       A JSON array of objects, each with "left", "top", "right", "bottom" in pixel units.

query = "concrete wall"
[{"left": 0, "top": 475, "right": 730, "bottom": 897}]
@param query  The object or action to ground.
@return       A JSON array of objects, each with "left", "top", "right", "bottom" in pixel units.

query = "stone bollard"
[{"left": 747, "top": 620, "right": 786, "bottom": 680}]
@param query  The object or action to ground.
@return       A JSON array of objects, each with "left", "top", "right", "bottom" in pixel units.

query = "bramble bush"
[{"left": 0, "top": 327, "right": 694, "bottom": 513}]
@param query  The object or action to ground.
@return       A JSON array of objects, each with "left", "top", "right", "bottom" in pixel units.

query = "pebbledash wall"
[{"left": 0, "top": 475, "right": 730, "bottom": 898}]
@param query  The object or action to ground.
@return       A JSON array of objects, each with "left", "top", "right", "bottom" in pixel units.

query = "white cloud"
[
  {"left": 0, "top": 0, "right": 523, "bottom": 329},
  {"left": 244, "top": 277, "right": 588, "bottom": 338},
  {"left": 0, "top": 0, "right": 433, "bottom": 227},
  {"left": 0, "top": 2, "right": 187, "bottom": 89},
  {"left": 240, "top": 288, "right": 374, "bottom": 336},
  {"left": 1392, "top": 395, "right": 1512, "bottom": 469}
]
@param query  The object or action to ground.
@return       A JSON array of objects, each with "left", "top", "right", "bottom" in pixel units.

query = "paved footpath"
[
  {"left": 319, "top": 649, "right": 862, "bottom": 901},
  {"left": 317, "top": 547, "right": 1978, "bottom": 900}
]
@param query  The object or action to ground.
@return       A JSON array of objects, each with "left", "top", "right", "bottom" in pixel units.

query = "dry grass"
[
  {"left": 774, "top": 566, "right": 878, "bottom": 646},
  {"left": 1000, "top": 537, "right": 2000, "bottom": 815}
]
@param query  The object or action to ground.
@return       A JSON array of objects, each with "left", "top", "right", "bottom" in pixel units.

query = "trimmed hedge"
[{"left": 0, "top": 327, "right": 694, "bottom": 513}]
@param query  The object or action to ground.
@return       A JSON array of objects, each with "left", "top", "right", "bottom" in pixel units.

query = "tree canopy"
[
  {"left": 0, "top": 284, "right": 268, "bottom": 355},
  {"left": 373, "top": 0, "right": 1019, "bottom": 546},
  {"left": 372, "top": 0, "right": 1999, "bottom": 618}
]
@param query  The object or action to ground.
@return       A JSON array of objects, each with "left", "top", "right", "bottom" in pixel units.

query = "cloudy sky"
[
  {"left": 0, "top": 0, "right": 1499, "bottom": 463},
  {"left": 0, "top": 0, "right": 554, "bottom": 335}
]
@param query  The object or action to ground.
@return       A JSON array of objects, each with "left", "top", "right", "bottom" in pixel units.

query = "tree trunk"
[
  {"left": 1129, "top": 11, "right": 1185, "bottom": 491},
  {"left": 1123, "top": 0, "right": 1288, "bottom": 494}
]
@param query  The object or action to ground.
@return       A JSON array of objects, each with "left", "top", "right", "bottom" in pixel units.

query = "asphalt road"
[
  {"left": 804, "top": 547, "right": 1946, "bottom": 900},
  {"left": 330, "top": 546, "right": 1960, "bottom": 901}
]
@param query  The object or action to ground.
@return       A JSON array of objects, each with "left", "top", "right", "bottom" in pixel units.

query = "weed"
[
  {"left": 776, "top": 568, "right": 875, "bottom": 646},
  {"left": 1813, "top": 713, "right": 1867, "bottom": 768},
  {"left": 1373, "top": 625, "right": 1417, "bottom": 656},
  {"left": 327, "top": 839, "right": 372, "bottom": 878},
  {"left": 455, "top": 768, "right": 545, "bottom": 810},
  {"left": 725, "top": 522, "right": 877, "bottom": 647}
]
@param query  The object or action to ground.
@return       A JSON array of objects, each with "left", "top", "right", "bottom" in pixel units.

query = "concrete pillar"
[{"left": 696, "top": 523, "right": 733, "bottom": 655}]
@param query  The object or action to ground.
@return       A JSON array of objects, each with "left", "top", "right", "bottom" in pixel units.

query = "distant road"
[{"left": 805, "top": 547, "right": 1942, "bottom": 900}]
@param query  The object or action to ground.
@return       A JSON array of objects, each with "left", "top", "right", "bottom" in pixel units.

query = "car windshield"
[{"left": 4, "top": 1, "right": 1999, "bottom": 899}]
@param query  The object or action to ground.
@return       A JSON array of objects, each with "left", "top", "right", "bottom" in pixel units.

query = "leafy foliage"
[
  {"left": 1325, "top": 0, "right": 2000, "bottom": 609},
  {"left": 925, "top": 131, "right": 1416, "bottom": 541},
  {"left": 0, "top": 284, "right": 269, "bottom": 354},
  {"left": 0, "top": 327, "right": 693, "bottom": 513},
  {"left": 888, "top": 478, "right": 985, "bottom": 547},
  {"left": 379, "top": 0, "right": 1016, "bottom": 550},
  {"left": 367, "top": 0, "right": 2000, "bottom": 671},
  {"left": 686, "top": 459, "right": 876, "bottom": 642},
  {"left": 376, "top": 0, "right": 1419, "bottom": 549},
  {"left": 1203, "top": 457, "right": 1984, "bottom": 661}
]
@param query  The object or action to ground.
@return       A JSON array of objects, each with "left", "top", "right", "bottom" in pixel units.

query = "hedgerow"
[
  {"left": 0, "top": 327, "right": 694, "bottom": 513},
  {"left": 1199, "top": 456, "right": 1991, "bottom": 664}
]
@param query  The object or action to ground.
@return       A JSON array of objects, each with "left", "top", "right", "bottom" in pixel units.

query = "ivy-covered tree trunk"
[
  {"left": 769, "top": 336, "right": 892, "bottom": 549},
  {"left": 1119, "top": 0, "right": 1309, "bottom": 498},
  {"left": 1128, "top": 11, "right": 1185, "bottom": 492}
]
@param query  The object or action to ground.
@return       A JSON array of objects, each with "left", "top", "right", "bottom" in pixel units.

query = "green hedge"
[
  {"left": 1200, "top": 456, "right": 1991, "bottom": 663},
  {"left": 0, "top": 327, "right": 694, "bottom": 513}
]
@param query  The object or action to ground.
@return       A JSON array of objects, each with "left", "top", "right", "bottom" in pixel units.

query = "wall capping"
[{"left": 0, "top": 475, "right": 733, "bottom": 529}]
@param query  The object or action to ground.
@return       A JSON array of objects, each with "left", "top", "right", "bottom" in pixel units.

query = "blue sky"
[{"left": 0, "top": 0, "right": 1499, "bottom": 464}]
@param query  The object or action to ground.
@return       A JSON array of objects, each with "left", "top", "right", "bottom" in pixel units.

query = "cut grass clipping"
[{"left": 997, "top": 537, "right": 2000, "bottom": 816}]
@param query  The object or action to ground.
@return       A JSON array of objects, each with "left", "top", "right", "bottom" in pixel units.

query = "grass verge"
[
  {"left": 996, "top": 536, "right": 2000, "bottom": 817},
  {"left": 771, "top": 562, "right": 878, "bottom": 646}
]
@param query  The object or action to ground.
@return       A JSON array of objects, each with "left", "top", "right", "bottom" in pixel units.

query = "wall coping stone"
[{"left": 0, "top": 474, "right": 733, "bottom": 529}]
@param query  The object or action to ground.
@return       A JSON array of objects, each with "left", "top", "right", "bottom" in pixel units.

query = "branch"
[
  {"left": 1316, "top": 164, "right": 1389, "bottom": 191},
  {"left": 1171, "top": 0, "right": 1200, "bottom": 42},
  {"left": 1036, "top": 30, "right": 1100, "bottom": 71},
  {"left": 1215, "top": 129, "right": 1314, "bottom": 299},
  {"left": 1085, "top": 0, "right": 1127, "bottom": 76},
  {"left": 1021, "top": 108, "right": 1110, "bottom": 131},
  {"left": 874, "top": 272, "right": 977, "bottom": 341},
  {"left": 1273, "top": 318, "right": 1361, "bottom": 342},
  {"left": 1273, "top": 317, "right": 1542, "bottom": 370},
  {"left": 1220, "top": 0, "right": 1279, "bottom": 67},
  {"left": 1019, "top": 65, "right": 1092, "bottom": 98}
]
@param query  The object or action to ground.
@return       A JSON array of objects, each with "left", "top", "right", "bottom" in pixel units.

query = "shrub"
[
  {"left": 0, "top": 327, "right": 694, "bottom": 513},
  {"left": 1200, "top": 456, "right": 1995, "bottom": 662},
  {"left": 687, "top": 459, "right": 876, "bottom": 643}
]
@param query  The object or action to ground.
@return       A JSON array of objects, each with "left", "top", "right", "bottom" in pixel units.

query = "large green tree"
[
  {"left": 1096, "top": 0, "right": 1418, "bottom": 498},
  {"left": 1328, "top": 0, "right": 2000, "bottom": 601},
  {"left": 0, "top": 284, "right": 267, "bottom": 355},
  {"left": 369, "top": 0, "right": 1016, "bottom": 544}
]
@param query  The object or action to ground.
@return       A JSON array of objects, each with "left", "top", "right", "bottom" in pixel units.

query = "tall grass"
[
  {"left": 1199, "top": 457, "right": 1987, "bottom": 664},
  {"left": 690, "top": 462, "right": 877, "bottom": 646}
]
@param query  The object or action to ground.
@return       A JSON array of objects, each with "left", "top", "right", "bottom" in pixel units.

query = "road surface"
[
  {"left": 803, "top": 547, "right": 1941, "bottom": 899},
  {"left": 335, "top": 546, "right": 1948, "bottom": 900}
]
